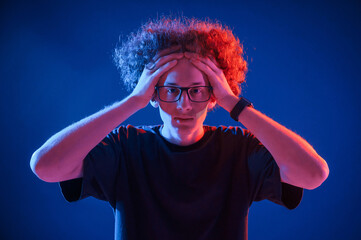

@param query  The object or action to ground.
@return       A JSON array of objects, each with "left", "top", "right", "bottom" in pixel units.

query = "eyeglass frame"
[{"left": 154, "top": 85, "right": 213, "bottom": 103}]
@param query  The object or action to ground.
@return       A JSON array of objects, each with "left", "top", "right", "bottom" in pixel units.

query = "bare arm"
[
  {"left": 30, "top": 47, "right": 184, "bottom": 183},
  {"left": 30, "top": 96, "right": 144, "bottom": 182},
  {"left": 221, "top": 95, "right": 329, "bottom": 190},
  {"left": 186, "top": 52, "right": 329, "bottom": 190}
]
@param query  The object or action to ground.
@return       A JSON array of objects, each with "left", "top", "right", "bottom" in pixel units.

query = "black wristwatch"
[{"left": 230, "top": 97, "right": 254, "bottom": 121}]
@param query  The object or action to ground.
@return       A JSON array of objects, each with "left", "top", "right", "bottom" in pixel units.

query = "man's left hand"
[{"left": 184, "top": 52, "right": 238, "bottom": 112}]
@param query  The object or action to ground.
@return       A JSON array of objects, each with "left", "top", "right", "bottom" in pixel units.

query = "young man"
[{"left": 30, "top": 17, "right": 329, "bottom": 240}]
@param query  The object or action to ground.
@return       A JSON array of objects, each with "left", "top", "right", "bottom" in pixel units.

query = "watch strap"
[{"left": 230, "top": 97, "right": 253, "bottom": 121}]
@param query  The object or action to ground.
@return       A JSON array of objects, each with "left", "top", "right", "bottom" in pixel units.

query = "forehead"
[{"left": 158, "top": 58, "right": 208, "bottom": 86}]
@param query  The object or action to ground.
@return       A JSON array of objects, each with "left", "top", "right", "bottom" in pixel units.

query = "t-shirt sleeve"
[
  {"left": 245, "top": 131, "right": 303, "bottom": 209},
  {"left": 59, "top": 127, "right": 125, "bottom": 208}
]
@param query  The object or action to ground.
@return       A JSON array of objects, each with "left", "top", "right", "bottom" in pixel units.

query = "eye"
[
  {"left": 190, "top": 87, "right": 203, "bottom": 94},
  {"left": 165, "top": 87, "right": 179, "bottom": 94}
]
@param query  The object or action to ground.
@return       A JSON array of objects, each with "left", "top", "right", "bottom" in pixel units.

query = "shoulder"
[
  {"left": 205, "top": 125, "right": 263, "bottom": 152},
  {"left": 113, "top": 124, "right": 162, "bottom": 135},
  {"left": 106, "top": 125, "right": 163, "bottom": 145},
  {"left": 204, "top": 125, "right": 250, "bottom": 137}
]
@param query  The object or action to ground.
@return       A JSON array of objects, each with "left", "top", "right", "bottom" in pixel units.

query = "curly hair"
[{"left": 113, "top": 16, "right": 248, "bottom": 96}]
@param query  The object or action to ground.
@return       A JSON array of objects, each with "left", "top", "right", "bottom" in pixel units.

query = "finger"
[
  {"left": 153, "top": 45, "right": 182, "bottom": 62},
  {"left": 185, "top": 52, "right": 221, "bottom": 72},
  {"left": 146, "top": 47, "right": 183, "bottom": 70},
  {"left": 150, "top": 59, "right": 178, "bottom": 83},
  {"left": 207, "top": 55, "right": 221, "bottom": 69},
  {"left": 149, "top": 52, "right": 183, "bottom": 72},
  {"left": 193, "top": 57, "right": 221, "bottom": 75},
  {"left": 184, "top": 52, "right": 200, "bottom": 60},
  {"left": 145, "top": 61, "right": 157, "bottom": 70},
  {"left": 189, "top": 59, "right": 219, "bottom": 85}
]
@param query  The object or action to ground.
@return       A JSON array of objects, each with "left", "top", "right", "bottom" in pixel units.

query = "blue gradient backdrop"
[{"left": 1, "top": 0, "right": 360, "bottom": 239}]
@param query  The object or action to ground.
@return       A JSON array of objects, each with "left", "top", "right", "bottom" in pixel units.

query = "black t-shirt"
[{"left": 59, "top": 125, "right": 303, "bottom": 240}]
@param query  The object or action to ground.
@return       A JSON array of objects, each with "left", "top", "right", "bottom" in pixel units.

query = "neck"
[{"left": 160, "top": 125, "right": 205, "bottom": 146}]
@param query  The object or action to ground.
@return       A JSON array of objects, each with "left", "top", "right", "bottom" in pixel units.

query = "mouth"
[{"left": 174, "top": 117, "right": 193, "bottom": 121}]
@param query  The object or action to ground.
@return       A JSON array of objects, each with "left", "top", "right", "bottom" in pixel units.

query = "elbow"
[
  {"left": 30, "top": 147, "right": 83, "bottom": 183},
  {"left": 321, "top": 162, "right": 330, "bottom": 182},
  {"left": 30, "top": 149, "right": 57, "bottom": 183},
  {"left": 30, "top": 149, "right": 41, "bottom": 178},
  {"left": 283, "top": 157, "right": 330, "bottom": 190},
  {"left": 306, "top": 160, "right": 330, "bottom": 190}
]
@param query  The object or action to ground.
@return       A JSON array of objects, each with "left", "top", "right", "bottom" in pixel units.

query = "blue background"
[{"left": 1, "top": 0, "right": 360, "bottom": 239}]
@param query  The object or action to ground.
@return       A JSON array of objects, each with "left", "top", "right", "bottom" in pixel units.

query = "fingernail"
[{"left": 146, "top": 62, "right": 155, "bottom": 70}]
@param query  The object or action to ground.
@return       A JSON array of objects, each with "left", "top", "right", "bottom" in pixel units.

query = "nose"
[{"left": 176, "top": 90, "right": 192, "bottom": 112}]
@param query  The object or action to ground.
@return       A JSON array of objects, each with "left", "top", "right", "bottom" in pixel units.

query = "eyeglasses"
[{"left": 155, "top": 86, "right": 213, "bottom": 102}]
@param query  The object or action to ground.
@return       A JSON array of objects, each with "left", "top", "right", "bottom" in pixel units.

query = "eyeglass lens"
[{"left": 158, "top": 86, "right": 211, "bottom": 102}]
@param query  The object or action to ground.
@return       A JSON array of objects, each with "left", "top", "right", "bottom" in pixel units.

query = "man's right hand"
[
  {"left": 30, "top": 45, "right": 184, "bottom": 182},
  {"left": 130, "top": 45, "right": 184, "bottom": 108}
]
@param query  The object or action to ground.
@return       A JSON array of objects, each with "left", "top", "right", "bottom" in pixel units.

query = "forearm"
[
  {"left": 186, "top": 51, "right": 329, "bottom": 189},
  {"left": 30, "top": 95, "right": 144, "bottom": 182},
  {"left": 238, "top": 105, "right": 329, "bottom": 190},
  {"left": 222, "top": 95, "right": 329, "bottom": 190}
]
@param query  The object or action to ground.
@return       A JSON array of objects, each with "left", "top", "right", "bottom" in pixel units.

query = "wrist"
[
  {"left": 230, "top": 97, "right": 254, "bottom": 122},
  {"left": 218, "top": 94, "right": 239, "bottom": 113},
  {"left": 126, "top": 95, "right": 149, "bottom": 109}
]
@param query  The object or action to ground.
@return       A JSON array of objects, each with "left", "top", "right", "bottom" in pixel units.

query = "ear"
[
  {"left": 207, "top": 99, "right": 217, "bottom": 111},
  {"left": 150, "top": 99, "right": 159, "bottom": 108},
  {"left": 150, "top": 94, "right": 159, "bottom": 108}
]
